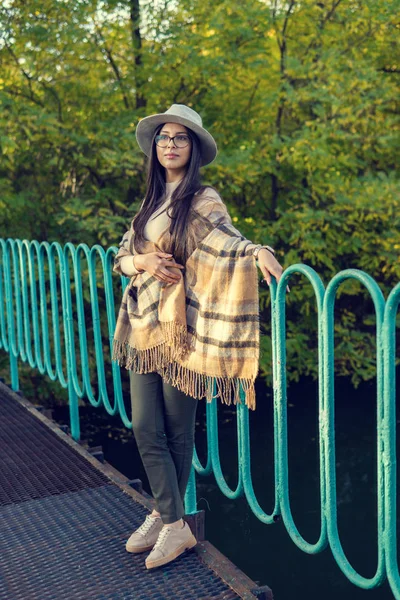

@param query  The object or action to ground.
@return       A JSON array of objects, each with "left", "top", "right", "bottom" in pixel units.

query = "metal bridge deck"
[{"left": 0, "top": 382, "right": 271, "bottom": 600}]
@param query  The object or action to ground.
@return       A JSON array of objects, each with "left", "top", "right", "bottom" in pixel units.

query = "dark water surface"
[{"left": 51, "top": 372, "right": 398, "bottom": 600}]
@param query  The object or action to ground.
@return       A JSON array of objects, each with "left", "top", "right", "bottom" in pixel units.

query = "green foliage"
[{"left": 0, "top": 0, "right": 399, "bottom": 393}]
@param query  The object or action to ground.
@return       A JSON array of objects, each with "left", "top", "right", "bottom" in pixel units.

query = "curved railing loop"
[
  {"left": 104, "top": 247, "right": 132, "bottom": 428},
  {"left": 323, "top": 269, "right": 386, "bottom": 588},
  {"left": 207, "top": 389, "right": 244, "bottom": 499},
  {"left": 272, "top": 264, "right": 328, "bottom": 553},
  {"left": 192, "top": 399, "right": 213, "bottom": 476},
  {"left": 382, "top": 282, "right": 400, "bottom": 599},
  {"left": 236, "top": 400, "right": 277, "bottom": 524}
]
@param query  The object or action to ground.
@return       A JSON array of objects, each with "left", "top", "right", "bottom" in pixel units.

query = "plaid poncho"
[{"left": 112, "top": 190, "right": 263, "bottom": 410}]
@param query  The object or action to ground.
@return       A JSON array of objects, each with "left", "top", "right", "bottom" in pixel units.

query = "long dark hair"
[{"left": 132, "top": 123, "right": 210, "bottom": 265}]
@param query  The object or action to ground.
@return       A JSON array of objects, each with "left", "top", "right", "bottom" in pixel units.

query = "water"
[{"left": 51, "top": 372, "right": 398, "bottom": 600}]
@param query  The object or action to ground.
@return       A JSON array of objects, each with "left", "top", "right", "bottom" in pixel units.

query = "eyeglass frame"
[{"left": 154, "top": 133, "right": 192, "bottom": 148}]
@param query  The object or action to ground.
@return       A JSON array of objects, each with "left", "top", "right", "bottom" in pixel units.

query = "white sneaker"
[
  {"left": 125, "top": 514, "right": 163, "bottom": 553},
  {"left": 145, "top": 521, "right": 197, "bottom": 569}
]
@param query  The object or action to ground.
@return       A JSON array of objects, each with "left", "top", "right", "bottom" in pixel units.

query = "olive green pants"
[{"left": 129, "top": 370, "right": 198, "bottom": 524}]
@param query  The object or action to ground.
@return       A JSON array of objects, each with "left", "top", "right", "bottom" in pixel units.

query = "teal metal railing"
[{"left": 0, "top": 237, "right": 399, "bottom": 596}]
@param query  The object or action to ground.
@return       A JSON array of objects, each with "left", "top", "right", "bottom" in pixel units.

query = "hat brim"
[{"left": 135, "top": 114, "right": 218, "bottom": 167}]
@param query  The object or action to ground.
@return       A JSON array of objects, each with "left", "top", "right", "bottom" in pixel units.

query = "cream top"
[
  {"left": 143, "top": 178, "right": 182, "bottom": 243},
  {"left": 119, "top": 178, "right": 183, "bottom": 277}
]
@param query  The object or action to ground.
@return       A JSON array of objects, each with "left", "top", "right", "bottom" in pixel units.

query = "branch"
[
  {"left": 322, "top": 0, "right": 343, "bottom": 27},
  {"left": 303, "top": 0, "right": 343, "bottom": 56},
  {"left": 5, "top": 43, "right": 40, "bottom": 105},
  {"left": 84, "top": 165, "right": 106, "bottom": 188},
  {"left": 40, "top": 81, "right": 64, "bottom": 122},
  {"left": 172, "top": 77, "right": 186, "bottom": 103},
  {"left": 5, "top": 43, "right": 63, "bottom": 119},
  {"left": 91, "top": 22, "right": 131, "bottom": 110},
  {"left": 246, "top": 79, "right": 261, "bottom": 114},
  {"left": 130, "top": 0, "right": 146, "bottom": 110},
  {"left": 276, "top": 0, "right": 296, "bottom": 51},
  {"left": 4, "top": 87, "right": 45, "bottom": 108}
]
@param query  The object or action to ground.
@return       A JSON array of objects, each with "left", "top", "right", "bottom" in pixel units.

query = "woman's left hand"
[{"left": 257, "top": 249, "right": 290, "bottom": 293}]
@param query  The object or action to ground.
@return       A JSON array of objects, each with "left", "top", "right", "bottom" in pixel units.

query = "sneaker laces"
[
  {"left": 137, "top": 515, "right": 159, "bottom": 536},
  {"left": 153, "top": 526, "right": 173, "bottom": 551}
]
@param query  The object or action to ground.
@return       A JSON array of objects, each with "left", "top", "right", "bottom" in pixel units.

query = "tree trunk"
[{"left": 130, "top": 0, "right": 146, "bottom": 110}]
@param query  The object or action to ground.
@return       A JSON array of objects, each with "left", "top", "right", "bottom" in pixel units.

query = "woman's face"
[{"left": 155, "top": 122, "right": 192, "bottom": 177}]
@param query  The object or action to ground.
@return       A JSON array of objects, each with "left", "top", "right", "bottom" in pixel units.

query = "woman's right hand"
[{"left": 135, "top": 252, "right": 185, "bottom": 285}]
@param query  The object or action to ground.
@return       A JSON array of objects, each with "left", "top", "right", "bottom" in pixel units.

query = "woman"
[{"left": 112, "top": 104, "right": 285, "bottom": 570}]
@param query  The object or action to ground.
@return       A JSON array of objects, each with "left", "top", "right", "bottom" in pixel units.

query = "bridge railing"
[{"left": 0, "top": 237, "right": 399, "bottom": 598}]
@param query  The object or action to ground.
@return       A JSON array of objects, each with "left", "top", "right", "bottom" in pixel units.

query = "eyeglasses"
[{"left": 155, "top": 134, "right": 191, "bottom": 148}]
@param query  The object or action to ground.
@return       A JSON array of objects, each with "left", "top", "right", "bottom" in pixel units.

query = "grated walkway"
[{"left": 0, "top": 382, "right": 271, "bottom": 600}]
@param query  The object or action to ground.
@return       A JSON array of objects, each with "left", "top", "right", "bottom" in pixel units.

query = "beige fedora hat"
[{"left": 135, "top": 104, "right": 218, "bottom": 167}]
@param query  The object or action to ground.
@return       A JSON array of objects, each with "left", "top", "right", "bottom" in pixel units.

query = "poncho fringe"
[{"left": 112, "top": 337, "right": 256, "bottom": 410}]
